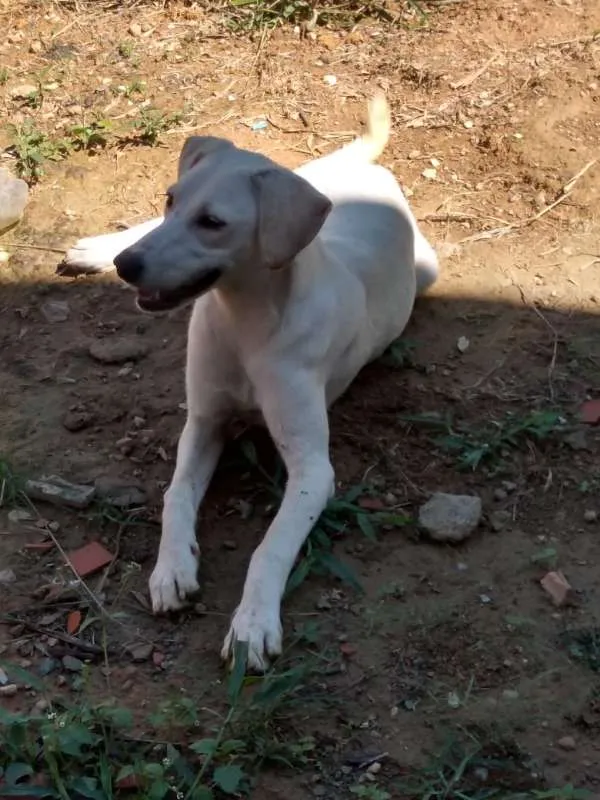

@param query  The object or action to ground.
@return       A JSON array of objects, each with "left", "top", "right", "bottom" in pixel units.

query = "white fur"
[{"left": 63, "top": 95, "right": 439, "bottom": 671}]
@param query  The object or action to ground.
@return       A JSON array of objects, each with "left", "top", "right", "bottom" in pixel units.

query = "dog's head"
[{"left": 113, "top": 136, "right": 332, "bottom": 312}]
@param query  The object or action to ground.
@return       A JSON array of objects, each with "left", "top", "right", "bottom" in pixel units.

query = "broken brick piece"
[
  {"left": 67, "top": 610, "right": 82, "bottom": 635},
  {"left": 580, "top": 399, "right": 600, "bottom": 425},
  {"left": 66, "top": 541, "right": 114, "bottom": 578},
  {"left": 541, "top": 570, "right": 572, "bottom": 607}
]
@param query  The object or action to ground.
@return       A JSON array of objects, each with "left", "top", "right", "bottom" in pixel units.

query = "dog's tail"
[{"left": 338, "top": 92, "right": 391, "bottom": 163}]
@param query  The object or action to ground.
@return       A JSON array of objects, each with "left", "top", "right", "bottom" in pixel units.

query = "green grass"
[
  {"left": 238, "top": 439, "right": 408, "bottom": 596},
  {"left": 0, "top": 640, "right": 330, "bottom": 799},
  {"left": 401, "top": 409, "right": 566, "bottom": 471}
]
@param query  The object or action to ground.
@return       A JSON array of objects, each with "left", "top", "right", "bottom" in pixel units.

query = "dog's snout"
[{"left": 114, "top": 248, "right": 145, "bottom": 284}]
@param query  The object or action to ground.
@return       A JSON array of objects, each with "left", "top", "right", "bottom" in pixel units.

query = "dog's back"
[{"left": 295, "top": 94, "right": 438, "bottom": 297}]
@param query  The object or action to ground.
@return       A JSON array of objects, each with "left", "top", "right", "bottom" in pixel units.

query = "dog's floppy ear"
[
  {"left": 178, "top": 136, "right": 235, "bottom": 178},
  {"left": 252, "top": 167, "right": 332, "bottom": 269}
]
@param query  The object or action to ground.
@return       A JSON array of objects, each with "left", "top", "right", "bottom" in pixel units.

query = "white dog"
[{"left": 62, "top": 94, "right": 439, "bottom": 671}]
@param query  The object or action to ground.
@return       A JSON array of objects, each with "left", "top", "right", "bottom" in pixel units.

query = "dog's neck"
[{"left": 210, "top": 237, "right": 322, "bottom": 337}]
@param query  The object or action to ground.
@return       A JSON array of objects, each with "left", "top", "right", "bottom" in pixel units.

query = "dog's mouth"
[{"left": 135, "top": 268, "right": 223, "bottom": 312}]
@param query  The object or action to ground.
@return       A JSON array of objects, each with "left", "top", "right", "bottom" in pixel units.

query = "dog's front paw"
[
  {"left": 221, "top": 601, "right": 282, "bottom": 672},
  {"left": 149, "top": 555, "right": 200, "bottom": 613},
  {"left": 58, "top": 235, "right": 120, "bottom": 276}
]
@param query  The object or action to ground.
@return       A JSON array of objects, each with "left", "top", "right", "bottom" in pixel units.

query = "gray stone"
[
  {"left": 25, "top": 475, "right": 96, "bottom": 509},
  {"left": 94, "top": 477, "right": 147, "bottom": 508},
  {"left": 0, "top": 168, "right": 29, "bottom": 232},
  {"left": 41, "top": 300, "right": 70, "bottom": 323},
  {"left": 0, "top": 569, "right": 17, "bottom": 585},
  {"left": 419, "top": 492, "right": 482, "bottom": 542},
  {"left": 88, "top": 336, "right": 148, "bottom": 365}
]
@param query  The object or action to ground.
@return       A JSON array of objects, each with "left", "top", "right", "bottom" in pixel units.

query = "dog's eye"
[
  {"left": 198, "top": 214, "right": 225, "bottom": 230},
  {"left": 165, "top": 193, "right": 174, "bottom": 211}
]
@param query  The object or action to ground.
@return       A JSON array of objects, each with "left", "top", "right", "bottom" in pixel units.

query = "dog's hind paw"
[
  {"left": 149, "top": 556, "right": 200, "bottom": 613},
  {"left": 221, "top": 602, "right": 282, "bottom": 673},
  {"left": 58, "top": 234, "right": 122, "bottom": 276}
]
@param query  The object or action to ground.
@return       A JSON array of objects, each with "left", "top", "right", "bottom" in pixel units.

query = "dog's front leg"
[
  {"left": 222, "top": 372, "right": 334, "bottom": 671},
  {"left": 149, "top": 414, "right": 223, "bottom": 612}
]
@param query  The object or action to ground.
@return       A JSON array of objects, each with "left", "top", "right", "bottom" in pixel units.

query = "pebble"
[
  {"left": 583, "top": 509, "right": 597, "bottom": 523},
  {"left": 62, "top": 655, "right": 84, "bottom": 673},
  {"left": 0, "top": 167, "right": 28, "bottom": 233},
  {"left": 489, "top": 509, "right": 511, "bottom": 532},
  {"left": 94, "top": 477, "right": 147, "bottom": 508},
  {"left": 88, "top": 336, "right": 148, "bottom": 365},
  {"left": 557, "top": 735, "right": 576, "bottom": 751},
  {"left": 62, "top": 410, "right": 95, "bottom": 432},
  {"left": 494, "top": 488, "right": 507, "bottom": 501},
  {"left": 0, "top": 667, "right": 9, "bottom": 685},
  {"left": 366, "top": 762, "right": 381, "bottom": 775},
  {"left": 25, "top": 475, "right": 96, "bottom": 509},
  {"left": 0, "top": 569, "right": 17, "bottom": 585},
  {"left": 128, "top": 22, "right": 142, "bottom": 36},
  {"left": 0, "top": 684, "right": 18, "bottom": 696},
  {"left": 502, "top": 689, "right": 519, "bottom": 700},
  {"left": 126, "top": 642, "right": 154, "bottom": 662},
  {"left": 223, "top": 540, "right": 237, "bottom": 550},
  {"left": 419, "top": 492, "right": 483, "bottom": 542},
  {"left": 41, "top": 300, "right": 70, "bottom": 323}
]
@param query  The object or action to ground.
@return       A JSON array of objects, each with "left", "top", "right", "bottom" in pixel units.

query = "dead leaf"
[{"left": 67, "top": 610, "right": 82, "bottom": 635}]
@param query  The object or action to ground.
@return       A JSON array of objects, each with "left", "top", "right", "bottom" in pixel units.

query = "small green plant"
[
  {"left": 0, "top": 67, "right": 9, "bottom": 84},
  {"left": 381, "top": 337, "right": 417, "bottom": 368},
  {"left": 68, "top": 119, "right": 111, "bottom": 151},
  {"left": 0, "top": 642, "right": 324, "bottom": 799},
  {"left": 239, "top": 440, "right": 407, "bottom": 595},
  {"left": 395, "top": 727, "right": 591, "bottom": 800},
  {"left": 132, "top": 108, "right": 182, "bottom": 146},
  {"left": 9, "top": 124, "right": 70, "bottom": 184},
  {"left": 117, "top": 40, "right": 134, "bottom": 59},
  {"left": 0, "top": 458, "right": 23, "bottom": 508},
  {"left": 350, "top": 784, "right": 391, "bottom": 800},
  {"left": 401, "top": 410, "right": 565, "bottom": 471}
]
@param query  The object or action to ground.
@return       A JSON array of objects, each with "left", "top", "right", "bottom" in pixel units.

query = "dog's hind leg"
[{"left": 59, "top": 217, "right": 164, "bottom": 275}]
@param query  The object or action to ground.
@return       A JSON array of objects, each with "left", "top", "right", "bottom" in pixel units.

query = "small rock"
[
  {"left": 194, "top": 602, "right": 207, "bottom": 615},
  {"left": 29, "top": 39, "right": 43, "bottom": 53},
  {"left": 366, "top": 762, "right": 381, "bottom": 775},
  {"left": 0, "top": 569, "right": 17, "bottom": 585},
  {"left": 564, "top": 430, "right": 590, "bottom": 451},
  {"left": 9, "top": 83, "right": 38, "bottom": 100},
  {"left": 557, "top": 735, "right": 576, "bottom": 751},
  {"left": 25, "top": 475, "right": 96, "bottom": 509},
  {"left": 494, "top": 488, "right": 507, "bottom": 501},
  {"left": 38, "top": 657, "right": 59, "bottom": 677},
  {"left": 7, "top": 508, "right": 35, "bottom": 531},
  {"left": 0, "top": 684, "right": 18, "bottom": 696},
  {"left": 583, "top": 509, "right": 597, "bottom": 523},
  {"left": 127, "top": 642, "right": 153, "bottom": 662},
  {"left": 0, "top": 168, "right": 29, "bottom": 232},
  {"left": 422, "top": 167, "right": 437, "bottom": 180},
  {"left": 41, "top": 300, "right": 70, "bottom": 323},
  {"left": 408, "top": 149, "right": 421, "bottom": 160},
  {"left": 88, "top": 337, "right": 148, "bottom": 365},
  {"left": 94, "top": 477, "right": 147, "bottom": 508},
  {"left": 62, "top": 655, "right": 84, "bottom": 673},
  {"left": 62, "top": 410, "right": 95, "bottom": 432},
  {"left": 541, "top": 570, "right": 572, "bottom": 607},
  {"left": 502, "top": 689, "right": 519, "bottom": 700},
  {"left": 489, "top": 510, "right": 511, "bottom": 532},
  {"left": 323, "top": 74, "right": 337, "bottom": 86},
  {"left": 223, "top": 539, "right": 237, "bottom": 550},
  {"left": 0, "top": 667, "right": 9, "bottom": 685},
  {"left": 419, "top": 493, "right": 482, "bottom": 542},
  {"left": 128, "top": 22, "right": 142, "bottom": 36},
  {"left": 32, "top": 698, "right": 49, "bottom": 713},
  {"left": 502, "top": 481, "right": 517, "bottom": 493},
  {"left": 456, "top": 336, "right": 470, "bottom": 353}
]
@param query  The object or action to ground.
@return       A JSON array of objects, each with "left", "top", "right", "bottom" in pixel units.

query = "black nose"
[{"left": 114, "top": 248, "right": 144, "bottom": 284}]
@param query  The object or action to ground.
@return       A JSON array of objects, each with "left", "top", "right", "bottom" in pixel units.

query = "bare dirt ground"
[{"left": 1, "top": 0, "right": 600, "bottom": 797}]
